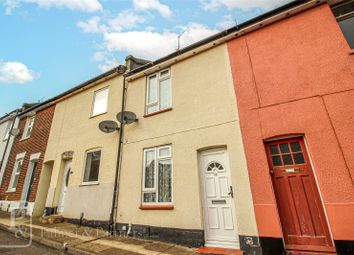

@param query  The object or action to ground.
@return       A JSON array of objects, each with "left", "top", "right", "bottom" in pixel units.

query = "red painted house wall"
[
  {"left": 227, "top": 3, "right": 354, "bottom": 241},
  {"left": 0, "top": 105, "right": 55, "bottom": 203}
]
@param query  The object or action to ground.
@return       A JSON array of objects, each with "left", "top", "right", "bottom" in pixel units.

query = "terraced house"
[
  {"left": 40, "top": 47, "right": 259, "bottom": 253},
  {"left": 0, "top": 103, "right": 35, "bottom": 185},
  {"left": 0, "top": 102, "right": 55, "bottom": 216},
  {"left": 118, "top": 41, "right": 258, "bottom": 252},
  {"left": 226, "top": 0, "right": 354, "bottom": 254},
  {"left": 0, "top": 1, "right": 352, "bottom": 255}
]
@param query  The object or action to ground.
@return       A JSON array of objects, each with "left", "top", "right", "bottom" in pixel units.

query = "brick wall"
[{"left": 0, "top": 104, "right": 55, "bottom": 202}]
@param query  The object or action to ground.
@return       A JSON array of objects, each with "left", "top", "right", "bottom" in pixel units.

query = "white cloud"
[
  {"left": 133, "top": 0, "right": 172, "bottom": 18},
  {"left": 103, "top": 23, "right": 218, "bottom": 60},
  {"left": 108, "top": 10, "right": 146, "bottom": 32},
  {"left": 4, "top": 0, "right": 103, "bottom": 14},
  {"left": 200, "top": 0, "right": 292, "bottom": 11},
  {"left": 216, "top": 14, "right": 236, "bottom": 29},
  {"left": 93, "top": 51, "right": 105, "bottom": 61},
  {"left": 92, "top": 51, "right": 120, "bottom": 72},
  {"left": 77, "top": 16, "right": 107, "bottom": 33},
  {"left": 98, "top": 58, "right": 119, "bottom": 72},
  {"left": 0, "top": 61, "right": 37, "bottom": 84},
  {"left": 77, "top": 10, "right": 145, "bottom": 34}
]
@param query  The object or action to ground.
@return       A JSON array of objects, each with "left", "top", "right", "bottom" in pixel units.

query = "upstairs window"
[
  {"left": 3, "top": 121, "right": 12, "bottom": 141},
  {"left": 332, "top": 1, "right": 354, "bottom": 49},
  {"left": 83, "top": 149, "right": 101, "bottom": 184},
  {"left": 22, "top": 116, "right": 35, "bottom": 139},
  {"left": 146, "top": 69, "right": 171, "bottom": 114},
  {"left": 91, "top": 87, "right": 109, "bottom": 117},
  {"left": 142, "top": 145, "right": 172, "bottom": 204}
]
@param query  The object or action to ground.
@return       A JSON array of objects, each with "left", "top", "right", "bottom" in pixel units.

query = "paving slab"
[{"left": 0, "top": 211, "right": 208, "bottom": 255}]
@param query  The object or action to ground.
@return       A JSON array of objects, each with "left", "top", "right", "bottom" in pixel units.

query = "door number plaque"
[{"left": 283, "top": 168, "right": 299, "bottom": 173}]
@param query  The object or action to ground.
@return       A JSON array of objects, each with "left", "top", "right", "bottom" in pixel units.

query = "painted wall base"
[
  {"left": 115, "top": 222, "right": 204, "bottom": 247},
  {"left": 67, "top": 218, "right": 110, "bottom": 230},
  {"left": 239, "top": 235, "right": 263, "bottom": 255},
  {"left": 259, "top": 237, "right": 285, "bottom": 255},
  {"left": 0, "top": 200, "right": 34, "bottom": 216},
  {"left": 335, "top": 240, "right": 354, "bottom": 255},
  {"left": 258, "top": 237, "right": 353, "bottom": 255},
  {"left": 44, "top": 206, "right": 57, "bottom": 216}
]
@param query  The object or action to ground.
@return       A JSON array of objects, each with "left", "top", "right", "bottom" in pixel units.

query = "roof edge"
[{"left": 124, "top": 0, "right": 315, "bottom": 77}]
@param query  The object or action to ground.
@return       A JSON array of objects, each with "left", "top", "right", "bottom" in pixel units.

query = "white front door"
[
  {"left": 200, "top": 149, "right": 239, "bottom": 248},
  {"left": 57, "top": 160, "right": 71, "bottom": 213}
]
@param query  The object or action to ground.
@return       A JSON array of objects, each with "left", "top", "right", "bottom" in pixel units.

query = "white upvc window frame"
[
  {"left": 91, "top": 86, "right": 109, "bottom": 117},
  {"left": 145, "top": 69, "right": 171, "bottom": 114},
  {"left": 81, "top": 148, "right": 102, "bottom": 185},
  {"left": 8, "top": 152, "right": 26, "bottom": 192},
  {"left": 21, "top": 116, "right": 35, "bottom": 140},
  {"left": 142, "top": 145, "right": 173, "bottom": 205},
  {"left": 3, "top": 120, "right": 12, "bottom": 141}
]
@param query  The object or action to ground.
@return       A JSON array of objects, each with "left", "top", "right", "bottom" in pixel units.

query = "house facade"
[
  {"left": 116, "top": 44, "right": 259, "bottom": 252},
  {"left": 0, "top": 110, "right": 19, "bottom": 185},
  {"left": 0, "top": 103, "right": 55, "bottom": 216},
  {"left": 0, "top": 104, "right": 35, "bottom": 185},
  {"left": 227, "top": 1, "right": 354, "bottom": 254},
  {"left": 42, "top": 67, "right": 127, "bottom": 224}
]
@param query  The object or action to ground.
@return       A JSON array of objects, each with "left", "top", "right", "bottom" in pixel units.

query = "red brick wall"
[
  {"left": 227, "top": 4, "right": 354, "bottom": 240},
  {"left": 0, "top": 104, "right": 55, "bottom": 202}
]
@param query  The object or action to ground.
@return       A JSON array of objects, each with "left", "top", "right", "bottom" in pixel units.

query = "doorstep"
[{"left": 196, "top": 247, "right": 243, "bottom": 255}]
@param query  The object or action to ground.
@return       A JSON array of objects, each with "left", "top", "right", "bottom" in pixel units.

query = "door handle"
[{"left": 228, "top": 186, "right": 234, "bottom": 198}]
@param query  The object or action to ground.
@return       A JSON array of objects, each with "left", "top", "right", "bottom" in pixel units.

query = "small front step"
[
  {"left": 40, "top": 214, "right": 64, "bottom": 224},
  {"left": 196, "top": 247, "right": 243, "bottom": 255}
]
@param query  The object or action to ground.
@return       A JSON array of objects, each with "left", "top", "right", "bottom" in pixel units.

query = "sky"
[{"left": 0, "top": 0, "right": 291, "bottom": 116}]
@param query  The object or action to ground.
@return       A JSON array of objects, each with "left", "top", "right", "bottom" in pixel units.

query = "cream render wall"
[
  {"left": 44, "top": 74, "right": 122, "bottom": 220},
  {"left": 118, "top": 44, "right": 258, "bottom": 236}
]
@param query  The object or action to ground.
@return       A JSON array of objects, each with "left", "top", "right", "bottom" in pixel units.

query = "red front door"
[{"left": 265, "top": 137, "right": 335, "bottom": 253}]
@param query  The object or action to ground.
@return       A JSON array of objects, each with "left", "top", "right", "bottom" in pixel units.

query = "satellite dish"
[
  {"left": 98, "top": 121, "right": 120, "bottom": 133},
  {"left": 10, "top": 128, "right": 20, "bottom": 136},
  {"left": 116, "top": 111, "right": 138, "bottom": 124}
]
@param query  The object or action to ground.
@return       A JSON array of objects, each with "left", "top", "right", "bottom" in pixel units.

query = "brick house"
[{"left": 0, "top": 103, "right": 55, "bottom": 216}]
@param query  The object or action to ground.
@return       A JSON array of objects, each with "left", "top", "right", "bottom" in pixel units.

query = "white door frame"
[
  {"left": 57, "top": 160, "right": 71, "bottom": 213},
  {"left": 20, "top": 153, "right": 41, "bottom": 208},
  {"left": 199, "top": 148, "right": 239, "bottom": 248}
]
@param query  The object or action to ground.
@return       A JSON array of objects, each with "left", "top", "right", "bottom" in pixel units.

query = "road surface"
[{"left": 0, "top": 228, "right": 65, "bottom": 254}]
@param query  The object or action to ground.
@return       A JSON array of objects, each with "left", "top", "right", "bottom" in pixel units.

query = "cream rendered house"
[
  {"left": 42, "top": 65, "right": 129, "bottom": 224},
  {"left": 116, "top": 43, "right": 260, "bottom": 252}
]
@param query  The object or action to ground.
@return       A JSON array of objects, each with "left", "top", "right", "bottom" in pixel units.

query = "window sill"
[
  {"left": 349, "top": 49, "right": 354, "bottom": 55},
  {"left": 143, "top": 108, "right": 172, "bottom": 118},
  {"left": 6, "top": 189, "right": 16, "bottom": 193},
  {"left": 139, "top": 205, "right": 174, "bottom": 210},
  {"left": 89, "top": 112, "right": 107, "bottom": 119},
  {"left": 80, "top": 181, "right": 99, "bottom": 186},
  {"left": 20, "top": 136, "right": 30, "bottom": 142}
]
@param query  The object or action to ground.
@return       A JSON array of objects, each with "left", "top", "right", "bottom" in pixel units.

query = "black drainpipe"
[
  {"left": 109, "top": 72, "right": 127, "bottom": 235},
  {"left": 0, "top": 109, "right": 19, "bottom": 185}
]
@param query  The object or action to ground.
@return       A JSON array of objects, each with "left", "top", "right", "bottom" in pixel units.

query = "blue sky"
[{"left": 0, "top": 0, "right": 290, "bottom": 116}]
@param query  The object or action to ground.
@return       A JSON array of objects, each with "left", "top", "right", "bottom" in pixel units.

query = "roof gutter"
[
  {"left": 20, "top": 65, "right": 126, "bottom": 117},
  {"left": 125, "top": 0, "right": 326, "bottom": 81}
]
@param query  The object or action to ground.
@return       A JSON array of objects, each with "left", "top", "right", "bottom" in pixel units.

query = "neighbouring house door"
[
  {"left": 57, "top": 160, "right": 71, "bottom": 213},
  {"left": 200, "top": 149, "right": 239, "bottom": 248},
  {"left": 265, "top": 137, "right": 335, "bottom": 253},
  {"left": 20, "top": 159, "right": 38, "bottom": 207}
]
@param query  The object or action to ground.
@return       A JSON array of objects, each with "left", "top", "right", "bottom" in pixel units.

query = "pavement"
[{"left": 0, "top": 211, "right": 203, "bottom": 255}]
